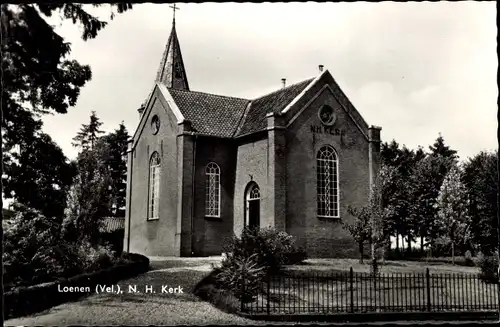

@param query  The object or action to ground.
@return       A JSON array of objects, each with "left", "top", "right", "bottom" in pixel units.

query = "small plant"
[{"left": 216, "top": 253, "right": 266, "bottom": 303}]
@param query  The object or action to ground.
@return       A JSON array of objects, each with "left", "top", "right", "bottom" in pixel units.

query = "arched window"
[
  {"left": 245, "top": 183, "right": 260, "bottom": 228},
  {"left": 205, "top": 162, "right": 221, "bottom": 217},
  {"left": 317, "top": 145, "right": 339, "bottom": 218},
  {"left": 148, "top": 152, "right": 161, "bottom": 220}
]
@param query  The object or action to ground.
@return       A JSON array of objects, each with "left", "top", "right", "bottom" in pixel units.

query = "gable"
[
  {"left": 283, "top": 71, "right": 369, "bottom": 140},
  {"left": 131, "top": 83, "right": 183, "bottom": 150}
]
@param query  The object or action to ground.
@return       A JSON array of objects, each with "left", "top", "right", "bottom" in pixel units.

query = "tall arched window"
[
  {"left": 317, "top": 145, "right": 339, "bottom": 218},
  {"left": 148, "top": 152, "right": 161, "bottom": 220},
  {"left": 205, "top": 162, "right": 221, "bottom": 217}
]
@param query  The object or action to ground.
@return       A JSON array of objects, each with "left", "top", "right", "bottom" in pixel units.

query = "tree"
[
  {"left": 369, "top": 165, "right": 399, "bottom": 270},
  {"left": 381, "top": 141, "right": 428, "bottom": 254},
  {"left": 100, "top": 122, "right": 129, "bottom": 216},
  {"left": 72, "top": 111, "right": 105, "bottom": 151},
  {"left": 345, "top": 165, "right": 398, "bottom": 273},
  {"left": 62, "top": 143, "right": 112, "bottom": 247},
  {"left": 343, "top": 206, "right": 372, "bottom": 263},
  {"left": 410, "top": 154, "right": 454, "bottom": 253},
  {"left": 462, "top": 151, "right": 498, "bottom": 255},
  {"left": 1, "top": 3, "right": 132, "bottom": 209},
  {"left": 435, "top": 164, "right": 471, "bottom": 264},
  {"left": 2, "top": 132, "right": 76, "bottom": 219},
  {"left": 429, "top": 133, "right": 458, "bottom": 160}
]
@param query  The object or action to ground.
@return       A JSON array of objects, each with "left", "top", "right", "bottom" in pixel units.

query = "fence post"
[
  {"left": 350, "top": 267, "right": 354, "bottom": 313},
  {"left": 267, "top": 273, "right": 270, "bottom": 315},
  {"left": 426, "top": 268, "right": 431, "bottom": 312}
]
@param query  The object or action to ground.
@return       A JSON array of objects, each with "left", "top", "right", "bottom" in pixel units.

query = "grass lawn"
[
  {"left": 243, "top": 259, "right": 499, "bottom": 315},
  {"left": 288, "top": 258, "right": 481, "bottom": 274},
  {"left": 5, "top": 267, "right": 269, "bottom": 325},
  {"left": 5, "top": 257, "right": 498, "bottom": 325}
]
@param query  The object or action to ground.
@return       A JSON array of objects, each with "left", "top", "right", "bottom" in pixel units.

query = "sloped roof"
[
  {"left": 169, "top": 89, "right": 250, "bottom": 138},
  {"left": 236, "top": 78, "right": 314, "bottom": 136},
  {"left": 167, "top": 77, "right": 313, "bottom": 138},
  {"left": 100, "top": 217, "right": 125, "bottom": 233}
]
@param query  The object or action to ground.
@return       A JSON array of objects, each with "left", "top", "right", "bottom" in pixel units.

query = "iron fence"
[{"left": 241, "top": 268, "right": 500, "bottom": 315}]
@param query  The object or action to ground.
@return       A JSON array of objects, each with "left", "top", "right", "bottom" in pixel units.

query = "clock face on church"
[
  {"left": 318, "top": 104, "right": 337, "bottom": 126},
  {"left": 151, "top": 115, "right": 160, "bottom": 135}
]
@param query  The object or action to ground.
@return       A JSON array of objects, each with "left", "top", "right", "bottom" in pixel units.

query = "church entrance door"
[{"left": 245, "top": 183, "right": 260, "bottom": 229}]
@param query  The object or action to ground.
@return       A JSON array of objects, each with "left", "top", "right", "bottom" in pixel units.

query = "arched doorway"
[{"left": 245, "top": 182, "right": 260, "bottom": 229}]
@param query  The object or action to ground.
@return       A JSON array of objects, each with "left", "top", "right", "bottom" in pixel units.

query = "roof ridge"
[
  {"left": 167, "top": 87, "right": 250, "bottom": 102},
  {"left": 251, "top": 77, "right": 315, "bottom": 101}
]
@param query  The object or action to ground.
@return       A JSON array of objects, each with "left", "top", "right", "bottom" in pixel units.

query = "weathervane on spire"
[{"left": 170, "top": 3, "right": 180, "bottom": 23}]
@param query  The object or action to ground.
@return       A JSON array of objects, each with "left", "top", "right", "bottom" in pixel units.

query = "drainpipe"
[
  {"left": 126, "top": 139, "right": 134, "bottom": 252},
  {"left": 191, "top": 134, "right": 197, "bottom": 257}
]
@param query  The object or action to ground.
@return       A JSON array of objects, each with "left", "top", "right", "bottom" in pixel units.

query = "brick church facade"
[{"left": 124, "top": 19, "right": 382, "bottom": 258}]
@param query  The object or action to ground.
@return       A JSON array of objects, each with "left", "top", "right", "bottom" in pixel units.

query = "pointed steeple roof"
[{"left": 154, "top": 18, "right": 190, "bottom": 90}]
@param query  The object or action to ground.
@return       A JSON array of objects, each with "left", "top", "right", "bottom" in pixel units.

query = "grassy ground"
[
  {"left": 244, "top": 259, "right": 498, "bottom": 315},
  {"left": 5, "top": 257, "right": 497, "bottom": 325},
  {"left": 5, "top": 263, "right": 269, "bottom": 325},
  {"left": 289, "top": 258, "right": 481, "bottom": 274}
]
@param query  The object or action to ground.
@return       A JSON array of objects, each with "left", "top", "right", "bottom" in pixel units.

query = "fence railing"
[{"left": 241, "top": 268, "right": 500, "bottom": 315}]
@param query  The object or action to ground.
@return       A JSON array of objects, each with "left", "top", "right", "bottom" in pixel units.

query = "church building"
[{"left": 124, "top": 16, "right": 382, "bottom": 258}]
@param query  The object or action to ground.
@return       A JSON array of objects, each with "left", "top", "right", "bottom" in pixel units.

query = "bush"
[
  {"left": 100, "top": 229, "right": 124, "bottom": 256},
  {"left": 216, "top": 253, "right": 266, "bottom": 303},
  {"left": 193, "top": 268, "right": 241, "bottom": 313},
  {"left": 2, "top": 204, "right": 122, "bottom": 292},
  {"left": 476, "top": 252, "right": 499, "bottom": 284},
  {"left": 464, "top": 250, "right": 474, "bottom": 267},
  {"left": 222, "top": 227, "right": 306, "bottom": 273}
]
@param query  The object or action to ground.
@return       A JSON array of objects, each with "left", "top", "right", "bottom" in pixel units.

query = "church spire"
[{"left": 154, "top": 4, "right": 189, "bottom": 90}]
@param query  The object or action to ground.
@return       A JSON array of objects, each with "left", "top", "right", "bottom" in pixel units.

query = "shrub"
[
  {"left": 216, "top": 252, "right": 266, "bottom": 303},
  {"left": 476, "top": 252, "right": 499, "bottom": 284},
  {"left": 100, "top": 229, "right": 124, "bottom": 255},
  {"left": 2, "top": 204, "right": 121, "bottom": 292},
  {"left": 222, "top": 227, "right": 305, "bottom": 273},
  {"left": 464, "top": 250, "right": 474, "bottom": 267}
]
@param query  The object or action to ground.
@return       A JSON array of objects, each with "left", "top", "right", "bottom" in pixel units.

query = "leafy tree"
[
  {"left": 343, "top": 206, "right": 372, "bottom": 263},
  {"left": 462, "top": 151, "right": 498, "bottom": 255},
  {"left": 2, "top": 132, "right": 76, "bottom": 219},
  {"left": 100, "top": 122, "right": 129, "bottom": 216},
  {"left": 435, "top": 164, "right": 471, "bottom": 264},
  {"left": 410, "top": 154, "right": 453, "bottom": 253},
  {"left": 72, "top": 111, "right": 105, "bottom": 151},
  {"left": 1, "top": 3, "right": 132, "bottom": 211},
  {"left": 369, "top": 165, "right": 399, "bottom": 268},
  {"left": 381, "top": 141, "right": 427, "bottom": 253},
  {"left": 62, "top": 142, "right": 112, "bottom": 247},
  {"left": 346, "top": 165, "right": 398, "bottom": 272}
]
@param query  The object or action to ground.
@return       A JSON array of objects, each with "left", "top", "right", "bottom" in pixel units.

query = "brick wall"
[
  {"left": 285, "top": 75, "right": 372, "bottom": 258},
  {"left": 233, "top": 138, "right": 269, "bottom": 236},
  {"left": 192, "top": 137, "right": 237, "bottom": 256},
  {"left": 125, "top": 88, "right": 180, "bottom": 256}
]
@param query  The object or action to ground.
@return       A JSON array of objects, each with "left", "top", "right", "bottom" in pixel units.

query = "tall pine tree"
[
  {"left": 100, "top": 122, "right": 129, "bottom": 216},
  {"left": 72, "top": 111, "right": 105, "bottom": 151}
]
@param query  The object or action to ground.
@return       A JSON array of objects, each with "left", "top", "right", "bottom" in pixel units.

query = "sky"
[{"left": 39, "top": 2, "right": 496, "bottom": 162}]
